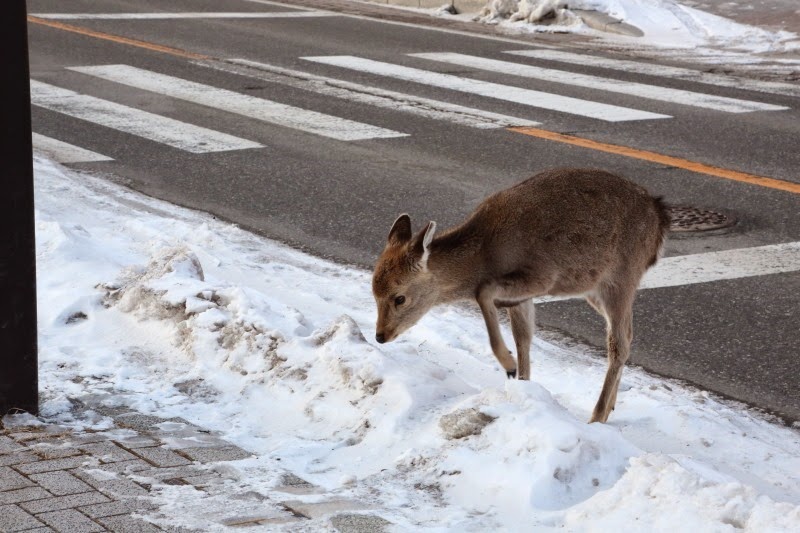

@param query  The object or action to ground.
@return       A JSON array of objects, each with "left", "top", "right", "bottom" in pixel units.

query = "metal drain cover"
[{"left": 667, "top": 206, "right": 735, "bottom": 232}]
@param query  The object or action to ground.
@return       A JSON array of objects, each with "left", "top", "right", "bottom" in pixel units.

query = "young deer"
[{"left": 372, "top": 168, "right": 670, "bottom": 423}]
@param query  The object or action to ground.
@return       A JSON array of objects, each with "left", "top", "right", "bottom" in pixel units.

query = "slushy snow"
[{"left": 34, "top": 157, "right": 800, "bottom": 531}]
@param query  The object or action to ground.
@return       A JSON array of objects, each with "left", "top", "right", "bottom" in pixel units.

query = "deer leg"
[
  {"left": 476, "top": 285, "right": 517, "bottom": 378},
  {"left": 585, "top": 292, "right": 606, "bottom": 319},
  {"left": 507, "top": 299, "right": 535, "bottom": 380},
  {"left": 607, "top": 319, "right": 634, "bottom": 411},
  {"left": 589, "top": 284, "right": 635, "bottom": 424}
]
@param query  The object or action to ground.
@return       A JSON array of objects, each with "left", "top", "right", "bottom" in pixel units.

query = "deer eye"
[{"left": 394, "top": 295, "right": 406, "bottom": 306}]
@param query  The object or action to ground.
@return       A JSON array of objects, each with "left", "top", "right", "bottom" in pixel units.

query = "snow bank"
[
  {"left": 34, "top": 158, "right": 800, "bottom": 530},
  {"left": 475, "top": 0, "right": 799, "bottom": 53}
]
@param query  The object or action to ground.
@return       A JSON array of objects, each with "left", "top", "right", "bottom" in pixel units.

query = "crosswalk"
[
  {"left": 410, "top": 53, "right": 788, "bottom": 113},
  {"left": 69, "top": 65, "right": 407, "bottom": 141},
  {"left": 198, "top": 58, "right": 542, "bottom": 130},
  {"left": 32, "top": 133, "right": 112, "bottom": 163},
  {"left": 505, "top": 49, "right": 800, "bottom": 99},
  {"left": 302, "top": 55, "right": 670, "bottom": 122},
  {"left": 32, "top": 48, "right": 794, "bottom": 163},
  {"left": 31, "top": 80, "right": 262, "bottom": 153}
]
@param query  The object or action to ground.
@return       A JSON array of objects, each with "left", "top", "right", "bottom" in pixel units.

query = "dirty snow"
[
  {"left": 35, "top": 157, "right": 800, "bottom": 531},
  {"left": 475, "top": 0, "right": 799, "bottom": 51}
]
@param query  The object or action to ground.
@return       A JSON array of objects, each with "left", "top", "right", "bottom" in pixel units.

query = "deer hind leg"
[
  {"left": 589, "top": 283, "right": 635, "bottom": 424},
  {"left": 585, "top": 292, "right": 606, "bottom": 319},
  {"left": 507, "top": 299, "right": 535, "bottom": 380}
]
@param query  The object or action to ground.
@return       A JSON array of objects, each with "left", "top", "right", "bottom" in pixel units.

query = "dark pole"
[{"left": 0, "top": 1, "right": 39, "bottom": 415}]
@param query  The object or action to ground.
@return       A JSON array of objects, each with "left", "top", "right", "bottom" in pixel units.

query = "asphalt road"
[{"left": 26, "top": 0, "right": 800, "bottom": 422}]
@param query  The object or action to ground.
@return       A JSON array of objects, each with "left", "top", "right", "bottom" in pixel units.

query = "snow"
[
  {"left": 476, "top": 0, "right": 798, "bottom": 50},
  {"left": 583, "top": 0, "right": 798, "bottom": 51},
  {"left": 34, "top": 157, "right": 800, "bottom": 530}
]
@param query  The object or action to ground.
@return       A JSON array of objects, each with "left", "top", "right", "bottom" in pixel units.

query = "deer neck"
[{"left": 427, "top": 226, "right": 484, "bottom": 302}]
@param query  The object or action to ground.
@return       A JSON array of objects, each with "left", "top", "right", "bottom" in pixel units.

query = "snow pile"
[
  {"left": 475, "top": 0, "right": 799, "bottom": 53},
  {"left": 34, "top": 157, "right": 800, "bottom": 530},
  {"left": 479, "top": 0, "right": 575, "bottom": 25},
  {"left": 478, "top": 0, "right": 583, "bottom": 31}
]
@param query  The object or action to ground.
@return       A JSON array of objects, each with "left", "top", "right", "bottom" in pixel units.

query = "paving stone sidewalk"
[
  {"left": 0, "top": 408, "right": 253, "bottom": 532},
  {"left": 1, "top": 405, "right": 391, "bottom": 532}
]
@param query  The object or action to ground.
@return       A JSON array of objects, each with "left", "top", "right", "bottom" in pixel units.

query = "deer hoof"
[{"left": 506, "top": 369, "right": 517, "bottom": 379}]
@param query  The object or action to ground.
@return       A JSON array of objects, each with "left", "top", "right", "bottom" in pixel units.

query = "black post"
[{"left": 0, "top": 1, "right": 39, "bottom": 416}]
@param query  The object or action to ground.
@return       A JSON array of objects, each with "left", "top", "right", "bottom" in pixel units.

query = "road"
[{"left": 26, "top": 0, "right": 800, "bottom": 422}]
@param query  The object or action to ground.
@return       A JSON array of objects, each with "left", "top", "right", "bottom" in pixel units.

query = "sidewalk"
[
  {"left": 685, "top": 0, "right": 800, "bottom": 36},
  {"left": 0, "top": 410, "right": 390, "bottom": 532}
]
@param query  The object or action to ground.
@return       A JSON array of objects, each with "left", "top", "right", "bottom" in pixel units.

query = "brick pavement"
[
  {"left": 1, "top": 409, "right": 392, "bottom": 532},
  {"left": 0, "top": 411, "right": 251, "bottom": 532}
]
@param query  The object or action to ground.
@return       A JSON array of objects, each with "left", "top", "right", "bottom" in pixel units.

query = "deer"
[{"left": 371, "top": 168, "right": 670, "bottom": 423}]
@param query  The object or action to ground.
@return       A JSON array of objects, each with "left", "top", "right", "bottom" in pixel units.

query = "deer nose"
[{"left": 375, "top": 333, "right": 386, "bottom": 344}]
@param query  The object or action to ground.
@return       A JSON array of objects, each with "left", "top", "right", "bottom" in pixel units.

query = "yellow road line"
[
  {"left": 509, "top": 126, "right": 800, "bottom": 195},
  {"left": 27, "top": 15, "right": 800, "bottom": 196},
  {"left": 28, "top": 16, "right": 209, "bottom": 60}
]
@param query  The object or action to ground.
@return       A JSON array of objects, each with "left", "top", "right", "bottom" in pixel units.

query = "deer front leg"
[{"left": 476, "top": 285, "right": 517, "bottom": 378}]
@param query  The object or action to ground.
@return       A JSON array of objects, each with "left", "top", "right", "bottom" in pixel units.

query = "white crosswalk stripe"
[
  {"left": 31, "top": 12, "right": 338, "bottom": 20},
  {"left": 302, "top": 55, "right": 670, "bottom": 122},
  {"left": 198, "top": 58, "right": 541, "bottom": 129},
  {"left": 32, "top": 133, "right": 113, "bottom": 163},
  {"left": 411, "top": 53, "right": 788, "bottom": 113},
  {"left": 30, "top": 80, "right": 262, "bottom": 153},
  {"left": 506, "top": 49, "right": 800, "bottom": 98},
  {"left": 69, "top": 65, "right": 408, "bottom": 141}
]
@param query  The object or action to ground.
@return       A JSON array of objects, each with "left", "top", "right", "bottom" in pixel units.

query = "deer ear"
[
  {"left": 387, "top": 214, "right": 412, "bottom": 246},
  {"left": 410, "top": 221, "right": 436, "bottom": 268}
]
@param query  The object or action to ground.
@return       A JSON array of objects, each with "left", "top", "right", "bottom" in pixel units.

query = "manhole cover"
[{"left": 667, "top": 206, "right": 735, "bottom": 232}]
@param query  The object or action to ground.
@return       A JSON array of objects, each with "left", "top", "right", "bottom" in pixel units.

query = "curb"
[{"left": 389, "top": 0, "right": 486, "bottom": 12}]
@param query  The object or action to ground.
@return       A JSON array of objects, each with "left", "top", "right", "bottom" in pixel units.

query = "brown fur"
[{"left": 372, "top": 168, "right": 669, "bottom": 423}]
